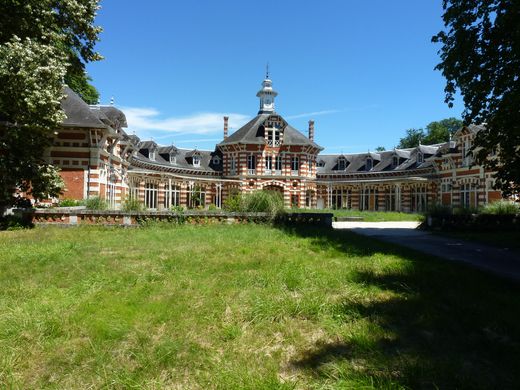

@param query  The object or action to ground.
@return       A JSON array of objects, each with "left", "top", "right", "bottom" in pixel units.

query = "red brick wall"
[{"left": 60, "top": 169, "right": 84, "bottom": 199}]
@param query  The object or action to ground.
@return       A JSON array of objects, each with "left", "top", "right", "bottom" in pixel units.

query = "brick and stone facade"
[{"left": 47, "top": 80, "right": 507, "bottom": 211}]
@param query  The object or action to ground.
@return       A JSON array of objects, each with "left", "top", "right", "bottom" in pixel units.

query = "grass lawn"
[
  {"left": 294, "top": 208, "right": 424, "bottom": 222},
  {"left": 1, "top": 224, "right": 519, "bottom": 389}
]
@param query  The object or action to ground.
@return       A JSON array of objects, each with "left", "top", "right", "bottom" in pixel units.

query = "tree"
[
  {"left": 396, "top": 118, "right": 463, "bottom": 148},
  {"left": 397, "top": 128, "right": 425, "bottom": 148},
  {"left": 375, "top": 146, "right": 386, "bottom": 152},
  {"left": 423, "top": 118, "right": 462, "bottom": 145},
  {"left": 433, "top": 0, "right": 520, "bottom": 196},
  {"left": 0, "top": 0, "right": 102, "bottom": 210}
]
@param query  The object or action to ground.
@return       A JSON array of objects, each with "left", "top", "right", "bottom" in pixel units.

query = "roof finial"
[
  {"left": 110, "top": 96, "right": 114, "bottom": 106},
  {"left": 266, "top": 62, "right": 269, "bottom": 79}
]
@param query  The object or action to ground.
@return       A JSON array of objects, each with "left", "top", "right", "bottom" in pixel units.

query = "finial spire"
[{"left": 266, "top": 62, "right": 269, "bottom": 79}]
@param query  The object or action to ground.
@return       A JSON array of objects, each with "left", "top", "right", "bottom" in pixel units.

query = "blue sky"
[{"left": 87, "top": 0, "right": 463, "bottom": 153}]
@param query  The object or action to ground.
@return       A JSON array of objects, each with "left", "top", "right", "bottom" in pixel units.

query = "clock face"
[{"left": 264, "top": 98, "right": 272, "bottom": 106}]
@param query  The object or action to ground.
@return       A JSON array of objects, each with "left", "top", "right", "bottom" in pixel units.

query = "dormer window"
[
  {"left": 211, "top": 155, "right": 221, "bottom": 165},
  {"left": 338, "top": 157, "right": 346, "bottom": 171},
  {"left": 317, "top": 160, "right": 325, "bottom": 168},
  {"left": 417, "top": 152, "right": 424, "bottom": 164},
  {"left": 193, "top": 156, "right": 200, "bottom": 167},
  {"left": 392, "top": 156, "right": 399, "bottom": 167},
  {"left": 149, "top": 150, "right": 156, "bottom": 161},
  {"left": 169, "top": 154, "right": 176, "bottom": 164},
  {"left": 366, "top": 158, "right": 373, "bottom": 171}
]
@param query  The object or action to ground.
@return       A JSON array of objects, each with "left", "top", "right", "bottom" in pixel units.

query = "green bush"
[
  {"left": 85, "top": 197, "right": 108, "bottom": 210},
  {"left": 170, "top": 205, "right": 185, "bottom": 213},
  {"left": 425, "top": 203, "right": 452, "bottom": 217},
  {"left": 59, "top": 198, "right": 83, "bottom": 207},
  {"left": 121, "top": 197, "right": 144, "bottom": 212},
  {"left": 223, "top": 190, "right": 285, "bottom": 217},
  {"left": 223, "top": 193, "right": 244, "bottom": 212},
  {"left": 482, "top": 200, "right": 520, "bottom": 215},
  {"left": 0, "top": 214, "right": 33, "bottom": 230}
]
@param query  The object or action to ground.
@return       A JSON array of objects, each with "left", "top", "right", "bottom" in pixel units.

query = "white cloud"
[
  {"left": 285, "top": 105, "right": 381, "bottom": 120},
  {"left": 121, "top": 106, "right": 250, "bottom": 136},
  {"left": 285, "top": 109, "right": 341, "bottom": 120}
]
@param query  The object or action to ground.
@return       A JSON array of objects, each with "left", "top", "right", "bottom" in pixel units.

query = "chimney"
[
  {"left": 223, "top": 116, "right": 229, "bottom": 139},
  {"left": 308, "top": 120, "right": 315, "bottom": 141}
]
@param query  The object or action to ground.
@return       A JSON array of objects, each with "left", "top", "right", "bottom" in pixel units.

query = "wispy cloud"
[
  {"left": 285, "top": 105, "right": 380, "bottom": 120},
  {"left": 285, "top": 109, "right": 342, "bottom": 120},
  {"left": 121, "top": 106, "right": 250, "bottom": 136}
]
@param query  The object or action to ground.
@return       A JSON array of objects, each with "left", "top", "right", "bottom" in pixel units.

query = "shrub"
[
  {"left": 223, "top": 193, "right": 244, "bottom": 212},
  {"left": 425, "top": 203, "right": 452, "bottom": 217},
  {"left": 85, "top": 197, "right": 108, "bottom": 210},
  {"left": 121, "top": 197, "right": 144, "bottom": 212},
  {"left": 224, "top": 190, "right": 284, "bottom": 217},
  {"left": 482, "top": 200, "right": 520, "bottom": 215},
  {"left": 0, "top": 214, "right": 33, "bottom": 230},
  {"left": 59, "top": 198, "right": 83, "bottom": 207},
  {"left": 170, "top": 205, "right": 185, "bottom": 213}
]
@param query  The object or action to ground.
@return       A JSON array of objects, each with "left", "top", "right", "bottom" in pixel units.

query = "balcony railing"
[
  {"left": 247, "top": 169, "right": 256, "bottom": 175},
  {"left": 291, "top": 170, "right": 299, "bottom": 176}
]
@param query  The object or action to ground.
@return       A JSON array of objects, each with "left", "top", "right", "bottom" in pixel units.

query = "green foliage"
[
  {"left": 224, "top": 190, "right": 285, "bottom": 217},
  {"left": 397, "top": 118, "right": 462, "bottom": 148},
  {"left": 423, "top": 118, "right": 462, "bottom": 144},
  {"left": 425, "top": 203, "right": 453, "bottom": 217},
  {"left": 223, "top": 193, "right": 244, "bottom": 212},
  {"left": 58, "top": 198, "right": 84, "bottom": 207},
  {"left": 397, "top": 128, "right": 425, "bottom": 148},
  {"left": 481, "top": 200, "right": 520, "bottom": 215},
  {"left": 375, "top": 146, "right": 386, "bottom": 151},
  {"left": 0, "top": 214, "right": 33, "bottom": 230},
  {"left": 84, "top": 196, "right": 108, "bottom": 210},
  {"left": 121, "top": 197, "right": 144, "bottom": 212},
  {"left": 433, "top": 1, "right": 520, "bottom": 195},
  {"left": 0, "top": 0, "right": 101, "bottom": 210},
  {"left": 170, "top": 205, "right": 185, "bottom": 213}
]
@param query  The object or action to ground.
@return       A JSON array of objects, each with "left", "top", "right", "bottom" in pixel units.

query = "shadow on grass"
[{"left": 277, "top": 224, "right": 520, "bottom": 389}]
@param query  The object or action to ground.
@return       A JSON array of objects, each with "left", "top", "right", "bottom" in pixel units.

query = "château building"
[{"left": 48, "top": 75, "right": 503, "bottom": 212}]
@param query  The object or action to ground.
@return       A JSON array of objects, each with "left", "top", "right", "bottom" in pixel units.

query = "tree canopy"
[
  {"left": 0, "top": 0, "right": 102, "bottom": 210},
  {"left": 396, "top": 118, "right": 462, "bottom": 149},
  {"left": 433, "top": 0, "right": 520, "bottom": 196}
]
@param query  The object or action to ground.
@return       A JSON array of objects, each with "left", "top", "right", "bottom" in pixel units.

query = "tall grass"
[
  {"left": 223, "top": 190, "right": 284, "bottom": 216},
  {"left": 482, "top": 200, "right": 520, "bottom": 215}
]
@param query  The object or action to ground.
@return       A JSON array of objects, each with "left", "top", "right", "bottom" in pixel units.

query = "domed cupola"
[{"left": 256, "top": 66, "right": 278, "bottom": 114}]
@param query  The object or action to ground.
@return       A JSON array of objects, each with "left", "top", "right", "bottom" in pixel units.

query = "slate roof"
[
  {"left": 219, "top": 113, "right": 322, "bottom": 149},
  {"left": 61, "top": 86, "right": 106, "bottom": 129},
  {"left": 317, "top": 143, "right": 446, "bottom": 175},
  {"left": 134, "top": 143, "right": 223, "bottom": 173}
]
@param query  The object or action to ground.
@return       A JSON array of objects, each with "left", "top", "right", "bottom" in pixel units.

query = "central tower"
[{"left": 256, "top": 67, "right": 278, "bottom": 114}]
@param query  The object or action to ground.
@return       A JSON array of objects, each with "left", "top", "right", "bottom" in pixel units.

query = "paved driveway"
[{"left": 333, "top": 221, "right": 520, "bottom": 282}]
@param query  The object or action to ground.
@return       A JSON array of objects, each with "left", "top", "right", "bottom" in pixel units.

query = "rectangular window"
[
  {"left": 366, "top": 158, "right": 373, "bottom": 171},
  {"left": 144, "top": 182, "right": 158, "bottom": 209},
  {"left": 265, "top": 155, "right": 272, "bottom": 173},
  {"left": 291, "top": 156, "right": 299, "bottom": 175},
  {"left": 247, "top": 154, "right": 256, "bottom": 175},
  {"left": 275, "top": 155, "right": 282, "bottom": 173},
  {"left": 164, "top": 182, "right": 180, "bottom": 208},
  {"left": 230, "top": 156, "right": 237, "bottom": 175},
  {"left": 188, "top": 185, "right": 206, "bottom": 208}
]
